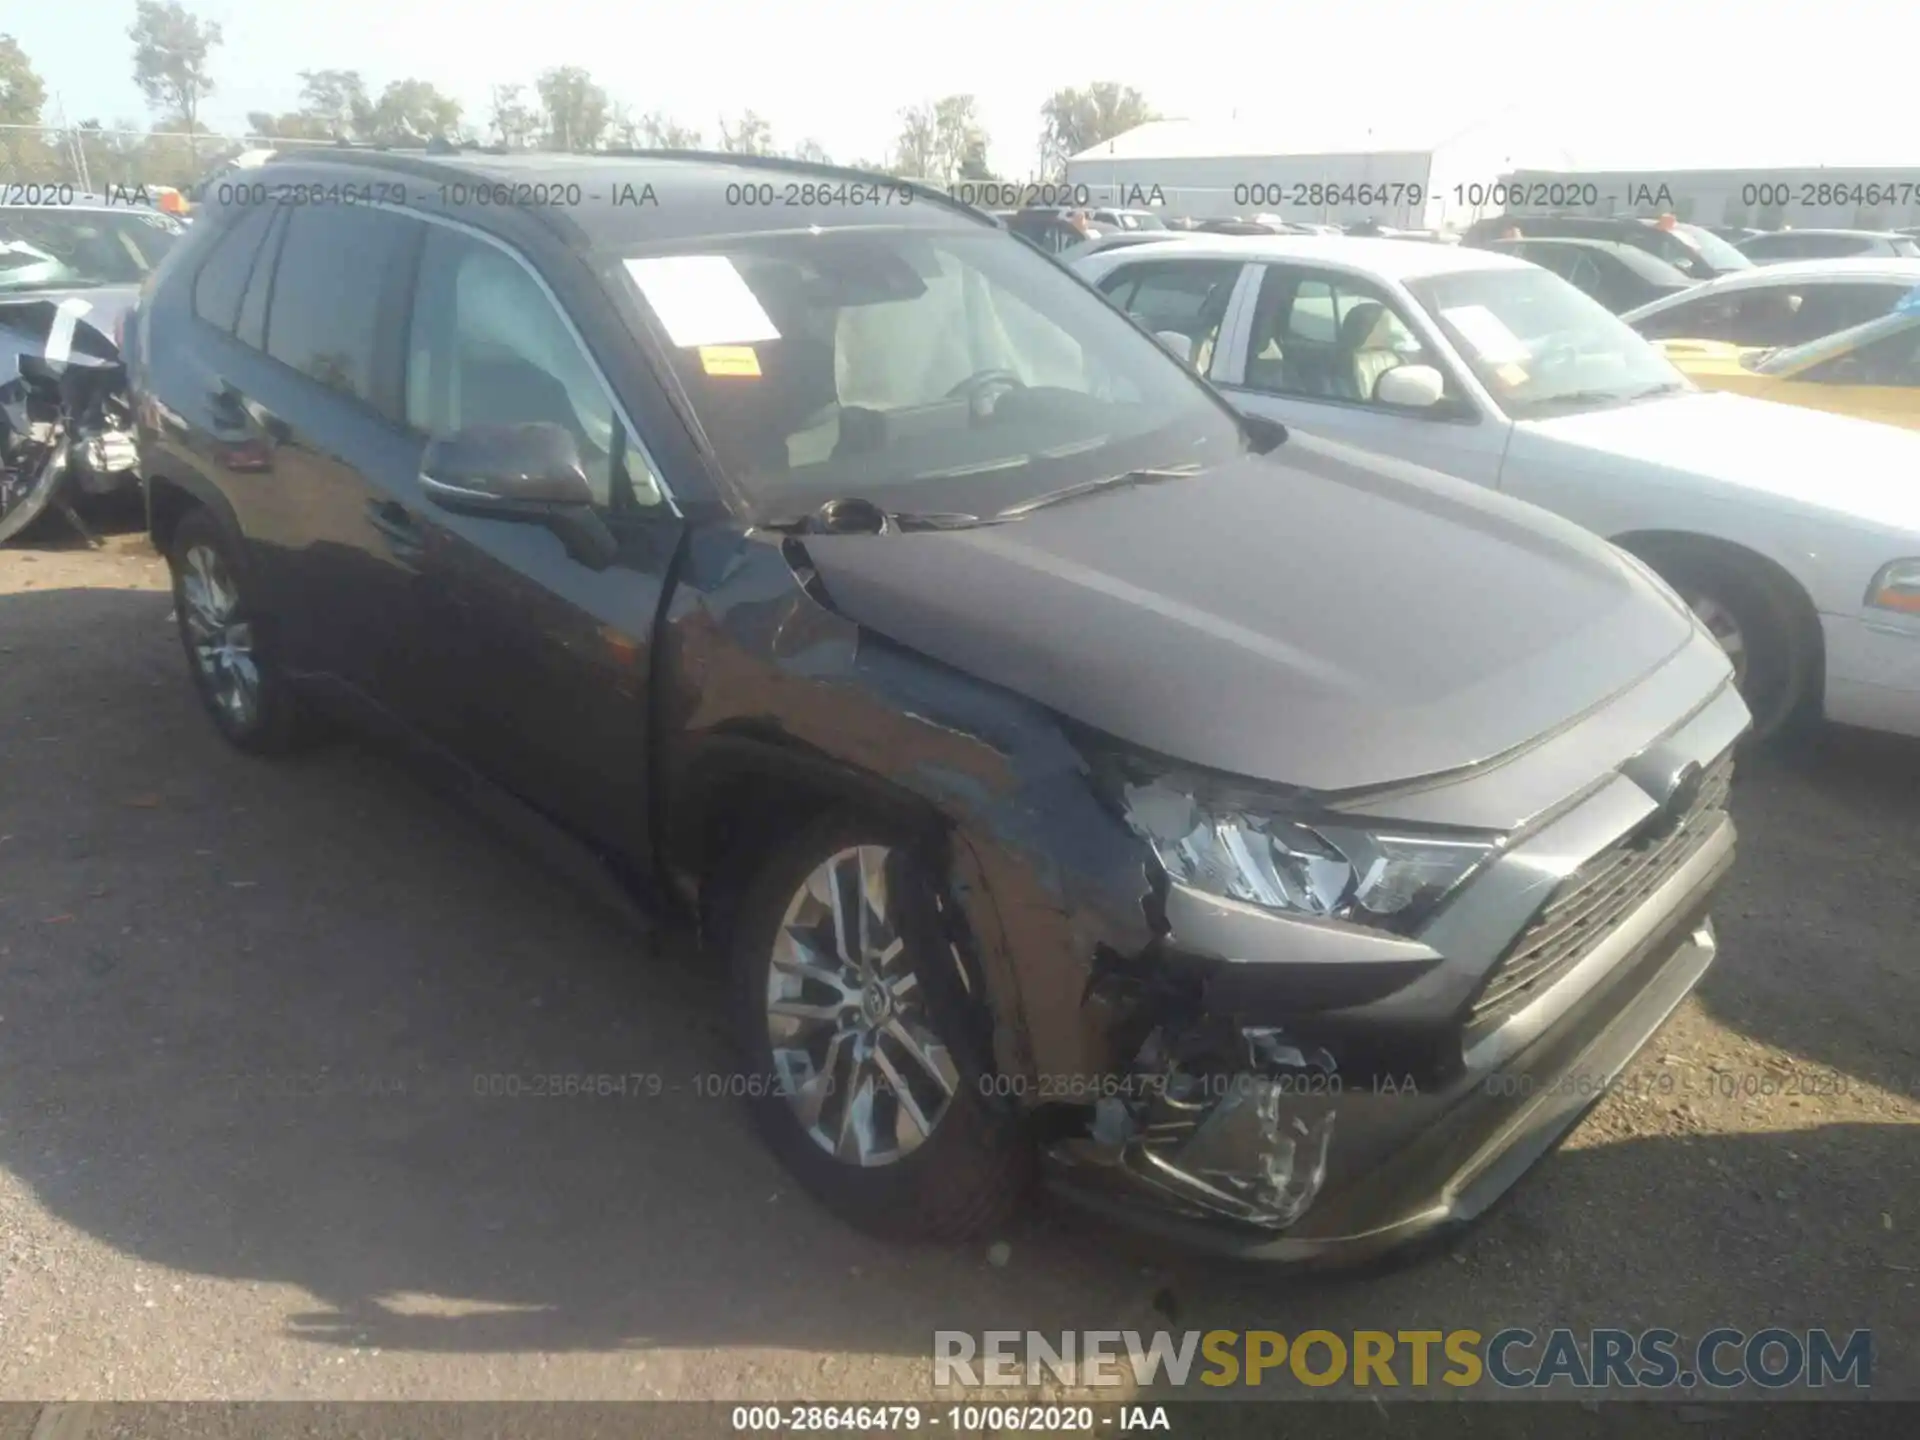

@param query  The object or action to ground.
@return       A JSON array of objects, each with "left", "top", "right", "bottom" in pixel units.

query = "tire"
[
  {"left": 166, "top": 508, "right": 315, "bottom": 755},
  {"left": 1642, "top": 544, "right": 1813, "bottom": 743},
  {"left": 728, "top": 812, "right": 1032, "bottom": 1242}
]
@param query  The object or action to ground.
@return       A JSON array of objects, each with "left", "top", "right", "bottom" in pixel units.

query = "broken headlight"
[{"left": 1120, "top": 777, "right": 1497, "bottom": 935}]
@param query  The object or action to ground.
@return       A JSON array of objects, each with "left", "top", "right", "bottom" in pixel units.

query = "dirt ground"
[{"left": 0, "top": 531, "right": 1915, "bottom": 1405}]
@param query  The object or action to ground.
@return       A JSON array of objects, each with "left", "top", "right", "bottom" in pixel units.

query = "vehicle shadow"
[
  {"left": 0, "top": 584, "right": 1912, "bottom": 1388},
  {"left": 1700, "top": 726, "right": 1920, "bottom": 1102}
]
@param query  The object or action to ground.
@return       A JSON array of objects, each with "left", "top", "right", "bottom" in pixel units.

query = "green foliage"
[
  {"left": 1038, "top": 83, "right": 1155, "bottom": 176},
  {"left": 535, "top": 66, "right": 609, "bottom": 152},
  {"left": 128, "top": 1, "right": 223, "bottom": 138}
]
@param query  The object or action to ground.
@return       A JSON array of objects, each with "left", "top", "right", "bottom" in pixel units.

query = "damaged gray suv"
[{"left": 131, "top": 150, "right": 1746, "bottom": 1263}]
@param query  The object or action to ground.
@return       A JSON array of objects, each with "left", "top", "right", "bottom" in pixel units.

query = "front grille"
[{"left": 1469, "top": 751, "right": 1734, "bottom": 1026}]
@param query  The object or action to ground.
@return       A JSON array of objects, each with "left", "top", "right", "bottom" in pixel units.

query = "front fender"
[{"left": 656, "top": 527, "right": 1160, "bottom": 1089}]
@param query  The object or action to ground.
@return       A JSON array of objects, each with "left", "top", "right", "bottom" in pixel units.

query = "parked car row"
[
  {"left": 45, "top": 145, "right": 1918, "bottom": 1269},
  {"left": 1076, "top": 232, "right": 1920, "bottom": 746}
]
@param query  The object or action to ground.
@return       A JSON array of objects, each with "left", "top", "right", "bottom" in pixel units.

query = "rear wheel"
[
  {"left": 167, "top": 509, "right": 315, "bottom": 754},
  {"left": 728, "top": 813, "right": 1031, "bottom": 1241}
]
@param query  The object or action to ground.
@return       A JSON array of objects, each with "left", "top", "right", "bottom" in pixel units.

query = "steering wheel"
[{"left": 946, "top": 368, "right": 1027, "bottom": 402}]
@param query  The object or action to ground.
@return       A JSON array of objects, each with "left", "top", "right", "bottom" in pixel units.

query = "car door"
[
  {"left": 1788, "top": 282, "right": 1914, "bottom": 342},
  {"left": 1094, "top": 256, "right": 1247, "bottom": 373},
  {"left": 393, "top": 219, "right": 685, "bottom": 855},
  {"left": 1211, "top": 263, "right": 1509, "bottom": 483},
  {"left": 244, "top": 201, "right": 436, "bottom": 706},
  {"left": 1781, "top": 320, "right": 1920, "bottom": 427}
]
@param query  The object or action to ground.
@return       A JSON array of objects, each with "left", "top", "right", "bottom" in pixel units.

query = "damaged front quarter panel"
[{"left": 656, "top": 525, "right": 1166, "bottom": 1095}]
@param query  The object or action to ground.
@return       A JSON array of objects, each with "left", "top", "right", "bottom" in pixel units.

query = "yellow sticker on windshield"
[
  {"left": 1495, "top": 362, "right": 1531, "bottom": 388},
  {"left": 699, "top": 345, "right": 762, "bottom": 378}
]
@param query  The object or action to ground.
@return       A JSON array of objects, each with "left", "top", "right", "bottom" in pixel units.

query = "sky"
[{"left": 8, "top": 0, "right": 1912, "bottom": 179}]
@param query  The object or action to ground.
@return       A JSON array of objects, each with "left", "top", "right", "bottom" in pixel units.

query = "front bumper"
[
  {"left": 1822, "top": 612, "right": 1920, "bottom": 739},
  {"left": 1048, "top": 829, "right": 1726, "bottom": 1262},
  {"left": 1041, "top": 669, "right": 1745, "bottom": 1264}
]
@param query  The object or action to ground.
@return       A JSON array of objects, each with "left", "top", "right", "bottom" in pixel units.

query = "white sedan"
[{"left": 1074, "top": 235, "right": 1920, "bottom": 740}]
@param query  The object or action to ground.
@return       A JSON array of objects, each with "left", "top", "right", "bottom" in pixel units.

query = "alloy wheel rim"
[
  {"left": 180, "top": 544, "right": 260, "bottom": 727},
  {"left": 1687, "top": 593, "right": 1748, "bottom": 690},
  {"left": 766, "top": 844, "right": 960, "bottom": 1167}
]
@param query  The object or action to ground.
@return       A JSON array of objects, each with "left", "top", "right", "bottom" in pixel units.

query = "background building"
[
  {"left": 1063, "top": 116, "right": 1531, "bottom": 229},
  {"left": 1066, "top": 122, "right": 1920, "bottom": 235}
]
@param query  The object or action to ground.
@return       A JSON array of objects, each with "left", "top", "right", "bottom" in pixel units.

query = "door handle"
[{"left": 366, "top": 499, "right": 425, "bottom": 558}]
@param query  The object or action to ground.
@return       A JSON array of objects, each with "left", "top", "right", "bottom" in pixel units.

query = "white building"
[
  {"left": 1065, "top": 121, "right": 1920, "bottom": 235},
  {"left": 1062, "top": 117, "right": 1533, "bottom": 230}
]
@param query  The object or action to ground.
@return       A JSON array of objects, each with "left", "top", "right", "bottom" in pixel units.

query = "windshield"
[
  {"left": 627, "top": 226, "right": 1247, "bottom": 518},
  {"left": 1669, "top": 223, "right": 1753, "bottom": 272},
  {"left": 1406, "top": 264, "right": 1688, "bottom": 419},
  {"left": 0, "top": 207, "right": 182, "bottom": 288}
]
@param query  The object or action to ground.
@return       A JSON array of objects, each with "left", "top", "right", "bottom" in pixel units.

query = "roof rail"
[{"left": 239, "top": 144, "right": 1006, "bottom": 231}]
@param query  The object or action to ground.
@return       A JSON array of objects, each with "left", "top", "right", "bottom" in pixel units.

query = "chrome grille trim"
[{"left": 1468, "top": 750, "right": 1734, "bottom": 1027}]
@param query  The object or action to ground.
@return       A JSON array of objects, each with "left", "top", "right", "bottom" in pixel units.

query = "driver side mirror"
[
  {"left": 1375, "top": 364, "right": 1447, "bottom": 409},
  {"left": 420, "top": 422, "right": 617, "bottom": 570}
]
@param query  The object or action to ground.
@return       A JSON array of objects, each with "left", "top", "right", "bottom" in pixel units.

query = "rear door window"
[
  {"left": 264, "top": 205, "right": 418, "bottom": 413},
  {"left": 191, "top": 205, "right": 275, "bottom": 333},
  {"left": 234, "top": 205, "right": 289, "bottom": 351}
]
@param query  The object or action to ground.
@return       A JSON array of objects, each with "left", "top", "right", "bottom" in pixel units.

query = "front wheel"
[
  {"left": 1646, "top": 546, "right": 1813, "bottom": 741},
  {"left": 728, "top": 814, "right": 1031, "bottom": 1241}
]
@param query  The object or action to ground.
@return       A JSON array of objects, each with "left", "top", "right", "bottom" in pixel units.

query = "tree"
[
  {"left": 361, "top": 78, "right": 462, "bottom": 145},
  {"left": 717, "top": 111, "right": 775, "bottom": 156},
  {"left": 128, "top": 1, "right": 223, "bottom": 160},
  {"left": 296, "top": 69, "right": 370, "bottom": 140},
  {"left": 790, "top": 137, "right": 831, "bottom": 164},
  {"left": 246, "top": 110, "right": 331, "bottom": 142},
  {"left": 1038, "top": 82, "right": 1154, "bottom": 176},
  {"left": 893, "top": 95, "right": 988, "bottom": 185},
  {"left": 638, "top": 111, "right": 702, "bottom": 149},
  {"left": 1, "top": 33, "right": 57, "bottom": 180},
  {"left": 892, "top": 104, "right": 937, "bottom": 180},
  {"left": 958, "top": 136, "right": 996, "bottom": 181},
  {"left": 535, "top": 66, "right": 609, "bottom": 152},
  {"left": 930, "top": 95, "right": 985, "bottom": 185},
  {"left": 486, "top": 84, "right": 540, "bottom": 149}
]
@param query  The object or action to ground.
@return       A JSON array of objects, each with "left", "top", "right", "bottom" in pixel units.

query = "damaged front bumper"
[
  {"left": 1041, "top": 684, "right": 1744, "bottom": 1264},
  {"left": 1, "top": 295, "right": 139, "bottom": 545}
]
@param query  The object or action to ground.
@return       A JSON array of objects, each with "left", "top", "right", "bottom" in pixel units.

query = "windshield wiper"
[
  {"left": 993, "top": 465, "right": 1203, "bottom": 521},
  {"left": 759, "top": 496, "right": 989, "bottom": 536}
]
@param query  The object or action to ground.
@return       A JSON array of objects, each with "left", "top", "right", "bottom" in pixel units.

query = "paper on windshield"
[
  {"left": 1441, "top": 304, "right": 1529, "bottom": 363},
  {"left": 623, "top": 256, "right": 781, "bottom": 348},
  {"left": 43, "top": 296, "right": 93, "bottom": 369}
]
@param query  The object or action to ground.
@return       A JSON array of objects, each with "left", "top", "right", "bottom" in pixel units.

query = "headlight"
[
  {"left": 1866, "top": 559, "right": 1920, "bottom": 615},
  {"left": 1121, "top": 777, "right": 1498, "bottom": 935}
]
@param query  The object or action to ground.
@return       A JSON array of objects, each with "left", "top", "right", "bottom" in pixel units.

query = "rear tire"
[
  {"left": 728, "top": 812, "right": 1032, "bottom": 1242},
  {"left": 1641, "top": 544, "right": 1814, "bottom": 742},
  {"left": 166, "top": 508, "right": 316, "bottom": 755}
]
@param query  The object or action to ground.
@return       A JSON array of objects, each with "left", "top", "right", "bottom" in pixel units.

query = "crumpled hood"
[
  {"left": 799, "top": 431, "right": 1696, "bottom": 793},
  {"left": 1520, "top": 390, "right": 1920, "bottom": 534}
]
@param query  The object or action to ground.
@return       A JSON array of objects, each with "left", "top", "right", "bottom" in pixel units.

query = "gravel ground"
[{"left": 0, "top": 532, "right": 1914, "bottom": 1405}]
